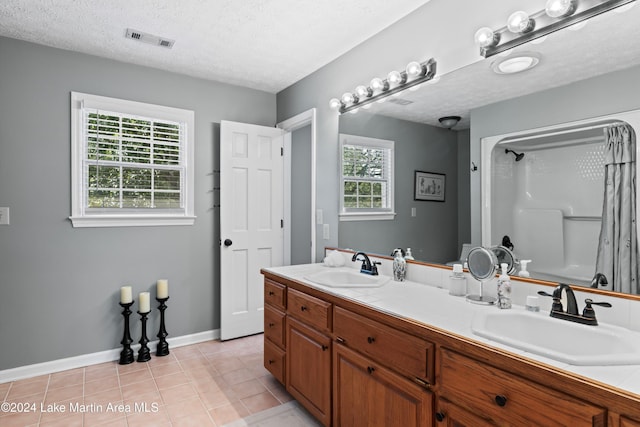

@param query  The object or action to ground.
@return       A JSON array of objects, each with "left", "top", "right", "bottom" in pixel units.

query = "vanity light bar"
[
  {"left": 476, "top": 0, "right": 636, "bottom": 58},
  {"left": 330, "top": 58, "right": 437, "bottom": 114}
]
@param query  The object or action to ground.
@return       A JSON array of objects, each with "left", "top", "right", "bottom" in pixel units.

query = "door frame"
[{"left": 278, "top": 108, "right": 317, "bottom": 264}]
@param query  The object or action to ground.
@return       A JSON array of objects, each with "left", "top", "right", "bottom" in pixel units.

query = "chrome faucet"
[
  {"left": 538, "top": 283, "right": 611, "bottom": 326},
  {"left": 352, "top": 252, "right": 380, "bottom": 276}
]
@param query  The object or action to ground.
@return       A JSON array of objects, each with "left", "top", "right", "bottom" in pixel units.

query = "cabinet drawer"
[
  {"left": 264, "top": 305, "right": 286, "bottom": 349},
  {"left": 287, "top": 288, "right": 332, "bottom": 332},
  {"left": 439, "top": 348, "right": 605, "bottom": 426},
  {"left": 264, "top": 339, "right": 285, "bottom": 385},
  {"left": 334, "top": 306, "right": 434, "bottom": 384},
  {"left": 265, "top": 279, "right": 286, "bottom": 310},
  {"left": 435, "top": 397, "right": 494, "bottom": 427}
]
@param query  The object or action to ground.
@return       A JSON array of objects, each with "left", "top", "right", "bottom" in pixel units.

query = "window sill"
[
  {"left": 69, "top": 215, "right": 196, "bottom": 228},
  {"left": 339, "top": 212, "right": 396, "bottom": 222}
]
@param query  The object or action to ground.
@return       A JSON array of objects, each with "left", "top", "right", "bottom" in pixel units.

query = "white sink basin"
[
  {"left": 471, "top": 309, "right": 640, "bottom": 366},
  {"left": 304, "top": 268, "right": 390, "bottom": 288}
]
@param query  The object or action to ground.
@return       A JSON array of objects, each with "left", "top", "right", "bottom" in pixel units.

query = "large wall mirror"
[{"left": 336, "top": 3, "right": 640, "bottom": 295}]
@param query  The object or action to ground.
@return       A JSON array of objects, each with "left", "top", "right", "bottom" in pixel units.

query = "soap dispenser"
[
  {"left": 392, "top": 249, "right": 406, "bottom": 282},
  {"left": 405, "top": 248, "right": 415, "bottom": 261},
  {"left": 519, "top": 260, "right": 532, "bottom": 278},
  {"left": 497, "top": 263, "right": 512, "bottom": 309}
]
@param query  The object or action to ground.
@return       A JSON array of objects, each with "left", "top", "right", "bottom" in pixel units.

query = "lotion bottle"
[
  {"left": 392, "top": 249, "right": 406, "bottom": 282},
  {"left": 497, "top": 263, "right": 512, "bottom": 309},
  {"left": 405, "top": 248, "right": 415, "bottom": 261}
]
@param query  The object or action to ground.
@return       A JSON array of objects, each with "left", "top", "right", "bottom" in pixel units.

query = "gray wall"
[
  {"left": 338, "top": 113, "right": 459, "bottom": 263},
  {"left": 276, "top": 0, "right": 489, "bottom": 262},
  {"left": 0, "top": 37, "right": 276, "bottom": 370},
  {"left": 469, "top": 65, "right": 640, "bottom": 245},
  {"left": 291, "top": 125, "right": 312, "bottom": 264}
]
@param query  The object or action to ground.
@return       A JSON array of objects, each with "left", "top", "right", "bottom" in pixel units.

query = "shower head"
[{"left": 505, "top": 148, "right": 525, "bottom": 162}]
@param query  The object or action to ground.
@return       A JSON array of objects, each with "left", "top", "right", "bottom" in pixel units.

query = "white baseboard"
[{"left": 0, "top": 329, "right": 220, "bottom": 384}]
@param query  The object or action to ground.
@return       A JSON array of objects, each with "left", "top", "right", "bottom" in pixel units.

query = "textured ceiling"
[
  {"left": 1, "top": 1, "right": 638, "bottom": 126},
  {"left": 0, "top": 0, "right": 429, "bottom": 93},
  {"left": 363, "top": 2, "right": 640, "bottom": 128}
]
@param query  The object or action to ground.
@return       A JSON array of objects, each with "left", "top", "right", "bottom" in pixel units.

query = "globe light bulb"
[
  {"left": 545, "top": 0, "right": 576, "bottom": 18},
  {"left": 387, "top": 70, "right": 405, "bottom": 86},
  {"left": 507, "top": 11, "right": 534, "bottom": 33},
  {"left": 341, "top": 92, "right": 356, "bottom": 105},
  {"left": 329, "top": 98, "right": 342, "bottom": 110},
  {"left": 474, "top": 27, "right": 499, "bottom": 48},
  {"left": 355, "top": 85, "right": 371, "bottom": 98},
  {"left": 405, "top": 61, "right": 424, "bottom": 78},
  {"left": 370, "top": 77, "right": 387, "bottom": 92}
]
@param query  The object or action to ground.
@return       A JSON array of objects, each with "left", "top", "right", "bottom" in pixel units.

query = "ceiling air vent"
[
  {"left": 125, "top": 28, "right": 175, "bottom": 49},
  {"left": 387, "top": 98, "right": 414, "bottom": 106}
]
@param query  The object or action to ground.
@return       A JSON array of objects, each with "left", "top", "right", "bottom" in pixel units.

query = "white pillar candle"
[
  {"left": 139, "top": 292, "right": 151, "bottom": 313},
  {"left": 120, "top": 286, "right": 133, "bottom": 304},
  {"left": 157, "top": 279, "right": 169, "bottom": 299}
]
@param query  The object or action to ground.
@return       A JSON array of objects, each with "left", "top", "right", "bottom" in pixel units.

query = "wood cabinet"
[
  {"left": 334, "top": 343, "right": 432, "bottom": 427},
  {"left": 262, "top": 270, "right": 640, "bottom": 427},
  {"left": 286, "top": 316, "right": 332, "bottom": 426}
]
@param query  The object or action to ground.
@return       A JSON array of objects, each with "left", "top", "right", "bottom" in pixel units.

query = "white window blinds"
[{"left": 83, "top": 109, "right": 184, "bottom": 210}]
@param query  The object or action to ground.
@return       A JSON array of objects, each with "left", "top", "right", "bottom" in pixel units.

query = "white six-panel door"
[{"left": 220, "top": 121, "right": 284, "bottom": 340}]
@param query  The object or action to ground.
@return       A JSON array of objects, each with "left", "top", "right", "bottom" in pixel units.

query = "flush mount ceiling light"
[
  {"left": 492, "top": 52, "right": 541, "bottom": 74},
  {"left": 439, "top": 116, "right": 461, "bottom": 129},
  {"left": 474, "top": 0, "right": 635, "bottom": 57},
  {"left": 329, "top": 58, "right": 437, "bottom": 114}
]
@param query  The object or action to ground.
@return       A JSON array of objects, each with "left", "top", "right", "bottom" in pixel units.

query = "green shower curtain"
[{"left": 595, "top": 124, "right": 638, "bottom": 294}]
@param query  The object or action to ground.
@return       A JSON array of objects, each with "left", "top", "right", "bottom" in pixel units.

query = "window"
[
  {"left": 70, "top": 92, "right": 195, "bottom": 227},
  {"left": 339, "top": 133, "right": 395, "bottom": 221}
]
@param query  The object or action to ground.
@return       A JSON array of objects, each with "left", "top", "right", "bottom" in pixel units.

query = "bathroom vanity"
[{"left": 261, "top": 258, "right": 640, "bottom": 427}]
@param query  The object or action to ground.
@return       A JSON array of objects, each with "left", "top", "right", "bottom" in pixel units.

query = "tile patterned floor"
[{"left": 0, "top": 334, "right": 294, "bottom": 426}]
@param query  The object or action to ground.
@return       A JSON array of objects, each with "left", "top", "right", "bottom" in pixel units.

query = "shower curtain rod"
[{"left": 500, "top": 121, "right": 626, "bottom": 145}]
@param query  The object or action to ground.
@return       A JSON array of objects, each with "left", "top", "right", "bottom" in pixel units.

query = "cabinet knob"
[
  {"left": 495, "top": 395, "right": 508, "bottom": 407},
  {"left": 322, "top": 345, "right": 328, "bottom": 351},
  {"left": 268, "top": 359, "right": 274, "bottom": 365},
  {"left": 268, "top": 322, "right": 275, "bottom": 327},
  {"left": 367, "top": 336, "right": 376, "bottom": 344},
  {"left": 367, "top": 366, "right": 375, "bottom": 374},
  {"left": 268, "top": 291, "right": 274, "bottom": 296},
  {"left": 301, "top": 306, "right": 307, "bottom": 311},
  {"left": 435, "top": 412, "right": 446, "bottom": 422}
]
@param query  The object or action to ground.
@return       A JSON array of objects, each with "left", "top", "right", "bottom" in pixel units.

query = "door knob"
[{"left": 224, "top": 239, "right": 233, "bottom": 247}]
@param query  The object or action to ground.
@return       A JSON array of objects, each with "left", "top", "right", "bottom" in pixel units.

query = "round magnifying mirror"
[
  {"left": 490, "top": 245, "right": 517, "bottom": 274},
  {"left": 466, "top": 247, "right": 498, "bottom": 305}
]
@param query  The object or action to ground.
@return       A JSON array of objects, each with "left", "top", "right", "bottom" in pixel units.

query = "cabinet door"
[
  {"left": 334, "top": 343, "right": 432, "bottom": 427},
  {"left": 286, "top": 317, "right": 331, "bottom": 426}
]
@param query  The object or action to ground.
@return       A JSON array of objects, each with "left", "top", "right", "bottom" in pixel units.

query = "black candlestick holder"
[
  {"left": 119, "top": 301, "right": 135, "bottom": 365},
  {"left": 156, "top": 296, "right": 170, "bottom": 356},
  {"left": 137, "top": 311, "right": 151, "bottom": 362}
]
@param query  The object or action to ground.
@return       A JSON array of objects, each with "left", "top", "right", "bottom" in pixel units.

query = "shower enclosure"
[{"left": 481, "top": 112, "right": 640, "bottom": 288}]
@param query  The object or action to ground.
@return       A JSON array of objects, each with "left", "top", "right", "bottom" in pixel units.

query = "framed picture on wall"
[{"left": 414, "top": 171, "right": 445, "bottom": 202}]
